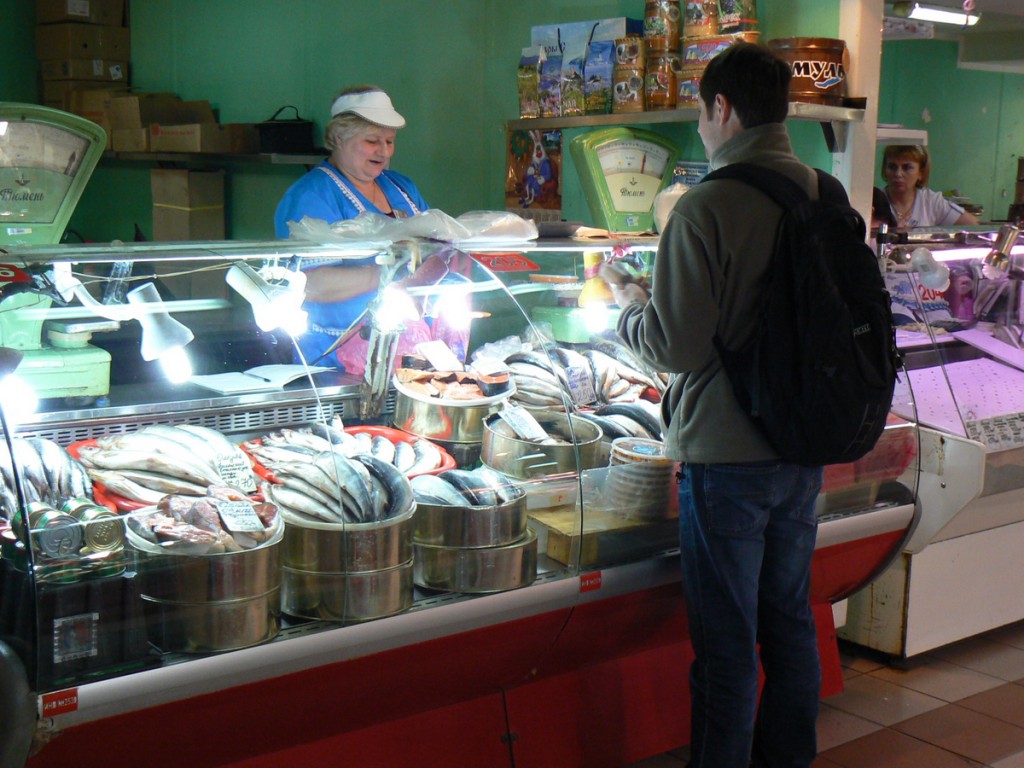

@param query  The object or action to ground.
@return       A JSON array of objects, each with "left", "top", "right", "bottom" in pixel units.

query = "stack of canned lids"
[{"left": 6, "top": 498, "right": 126, "bottom": 581}]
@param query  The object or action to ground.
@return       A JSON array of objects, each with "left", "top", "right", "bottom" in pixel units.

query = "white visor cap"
[{"left": 330, "top": 90, "right": 406, "bottom": 128}]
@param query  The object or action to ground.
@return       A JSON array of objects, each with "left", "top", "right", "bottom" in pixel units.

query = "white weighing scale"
[
  {"left": 0, "top": 103, "right": 115, "bottom": 400},
  {"left": 570, "top": 127, "right": 680, "bottom": 233}
]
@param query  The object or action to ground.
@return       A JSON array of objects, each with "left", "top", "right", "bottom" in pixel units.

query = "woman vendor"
[
  {"left": 274, "top": 85, "right": 435, "bottom": 374},
  {"left": 880, "top": 145, "right": 979, "bottom": 228}
]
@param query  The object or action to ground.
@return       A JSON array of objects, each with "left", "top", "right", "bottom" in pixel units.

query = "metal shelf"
[
  {"left": 101, "top": 150, "right": 327, "bottom": 166},
  {"left": 507, "top": 101, "right": 865, "bottom": 131}
]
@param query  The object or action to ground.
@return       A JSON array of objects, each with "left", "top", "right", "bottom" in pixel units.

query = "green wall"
[
  {"left": 879, "top": 39, "right": 1024, "bottom": 221},
  {"left": 4, "top": 0, "right": 850, "bottom": 242}
]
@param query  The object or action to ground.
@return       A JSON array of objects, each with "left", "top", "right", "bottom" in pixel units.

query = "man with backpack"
[{"left": 609, "top": 42, "right": 879, "bottom": 768}]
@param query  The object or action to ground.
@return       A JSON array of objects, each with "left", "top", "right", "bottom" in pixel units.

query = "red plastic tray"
[{"left": 244, "top": 425, "right": 456, "bottom": 485}]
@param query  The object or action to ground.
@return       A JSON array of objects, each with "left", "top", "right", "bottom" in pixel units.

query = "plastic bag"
[{"left": 288, "top": 209, "right": 538, "bottom": 246}]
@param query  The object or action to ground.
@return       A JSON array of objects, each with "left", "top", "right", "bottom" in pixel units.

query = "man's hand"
[{"left": 609, "top": 282, "right": 649, "bottom": 308}]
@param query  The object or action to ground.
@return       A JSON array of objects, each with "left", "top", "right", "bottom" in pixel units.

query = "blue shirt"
[
  {"left": 273, "top": 163, "right": 429, "bottom": 371},
  {"left": 274, "top": 162, "right": 428, "bottom": 238}
]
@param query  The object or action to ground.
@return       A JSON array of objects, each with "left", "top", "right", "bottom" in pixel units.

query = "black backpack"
[{"left": 701, "top": 163, "right": 900, "bottom": 467}]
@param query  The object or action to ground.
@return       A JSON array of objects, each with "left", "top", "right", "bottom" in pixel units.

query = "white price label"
[
  {"left": 500, "top": 403, "right": 550, "bottom": 442},
  {"left": 415, "top": 339, "right": 465, "bottom": 372},
  {"left": 67, "top": 0, "right": 90, "bottom": 18},
  {"left": 214, "top": 500, "right": 265, "bottom": 533},
  {"left": 216, "top": 452, "right": 258, "bottom": 493},
  {"left": 565, "top": 365, "right": 597, "bottom": 405}
]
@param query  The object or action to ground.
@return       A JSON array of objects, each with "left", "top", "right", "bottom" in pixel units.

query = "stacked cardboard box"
[
  {"left": 36, "top": 0, "right": 131, "bottom": 146},
  {"left": 151, "top": 169, "right": 226, "bottom": 241}
]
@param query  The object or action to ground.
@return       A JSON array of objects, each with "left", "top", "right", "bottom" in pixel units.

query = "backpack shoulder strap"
[
  {"left": 701, "top": 162, "right": 812, "bottom": 211},
  {"left": 814, "top": 168, "right": 851, "bottom": 206}
]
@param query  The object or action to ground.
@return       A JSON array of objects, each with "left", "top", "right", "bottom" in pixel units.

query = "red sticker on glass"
[
  {"left": 580, "top": 571, "right": 602, "bottom": 593},
  {"left": 469, "top": 252, "right": 540, "bottom": 272},
  {"left": 41, "top": 689, "right": 79, "bottom": 717}
]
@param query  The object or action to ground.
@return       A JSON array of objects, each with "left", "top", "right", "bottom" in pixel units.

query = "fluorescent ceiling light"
[{"left": 893, "top": 2, "right": 980, "bottom": 25}]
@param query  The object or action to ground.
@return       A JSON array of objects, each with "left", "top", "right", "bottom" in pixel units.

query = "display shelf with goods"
[
  {"left": 508, "top": 101, "right": 867, "bottom": 153},
  {"left": 840, "top": 225, "right": 1024, "bottom": 658},
  {"left": 0, "top": 232, "right": 968, "bottom": 767}
]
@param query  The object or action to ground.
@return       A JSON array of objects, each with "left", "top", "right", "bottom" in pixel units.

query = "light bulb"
[
  {"left": 436, "top": 286, "right": 474, "bottom": 332},
  {"left": 910, "top": 246, "right": 950, "bottom": 291},
  {"left": 0, "top": 374, "right": 37, "bottom": 428},
  {"left": 159, "top": 346, "right": 192, "bottom": 384},
  {"left": 377, "top": 284, "right": 420, "bottom": 334},
  {"left": 582, "top": 301, "right": 611, "bottom": 333},
  {"left": 226, "top": 261, "right": 308, "bottom": 334}
]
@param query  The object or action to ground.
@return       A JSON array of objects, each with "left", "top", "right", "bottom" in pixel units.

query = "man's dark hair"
[{"left": 698, "top": 42, "right": 791, "bottom": 128}]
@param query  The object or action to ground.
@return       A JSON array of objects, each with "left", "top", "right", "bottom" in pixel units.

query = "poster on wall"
[{"left": 505, "top": 128, "right": 562, "bottom": 223}]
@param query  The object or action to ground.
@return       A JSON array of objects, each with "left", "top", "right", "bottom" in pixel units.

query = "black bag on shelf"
[{"left": 255, "top": 106, "right": 315, "bottom": 154}]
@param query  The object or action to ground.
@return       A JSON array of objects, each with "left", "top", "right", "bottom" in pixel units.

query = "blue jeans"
[{"left": 678, "top": 461, "right": 823, "bottom": 768}]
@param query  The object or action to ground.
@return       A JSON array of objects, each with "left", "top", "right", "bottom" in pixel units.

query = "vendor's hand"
[{"left": 610, "top": 282, "right": 649, "bottom": 308}]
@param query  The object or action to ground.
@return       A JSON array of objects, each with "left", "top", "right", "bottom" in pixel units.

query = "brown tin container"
[{"left": 768, "top": 37, "right": 848, "bottom": 106}]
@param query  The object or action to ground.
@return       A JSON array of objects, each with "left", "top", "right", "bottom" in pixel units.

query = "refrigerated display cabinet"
[
  {"left": 840, "top": 226, "right": 1024, "bottom": 658},
  {"left": 0, "top": 233, "right": 969, "bottom": 767}
]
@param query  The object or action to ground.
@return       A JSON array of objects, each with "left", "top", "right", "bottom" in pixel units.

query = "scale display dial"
[
  {"left": 570, "top": 127, "right": 680, "bottom": 232},
  {"left": 0, "top": 122, "right": 90, "bottom": 176}
]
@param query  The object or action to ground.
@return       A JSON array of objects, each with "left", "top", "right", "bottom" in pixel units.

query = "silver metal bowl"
[
  {"left": 413, "top": 529, "right": 538, "bottom": 593},
  {"left": 413, "top": 490, "right": 527, "bottom": 549},
  {"left": 392, "top": 380, "right": 508, "bottom": 444},
  {"left": 481, "top": 411, "right": 603, "bottom": 479},
  {"left": 135, "top": 540, "right": 280, "bottom": 603},
  {"left": 141, "top": 588, "right": 281, "bottom": 653},
  {"left": 280, "top": 503, "right": 414, "bottom": 574},
  {"left": 281, "top": 560, "right": 413, "bottom": 622}
]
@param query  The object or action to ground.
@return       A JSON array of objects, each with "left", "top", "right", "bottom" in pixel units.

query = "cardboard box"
[
  {"left": 36, "top": 0, "right": 126, "bottom": 26},
  {"left": 40, "top": 58, "right": 127, "bottom": 82},
  {"left": 36, "top": 23, "right": 131, "bottom": 61},
  {"left": 110, "top": 94, "right": 213, "bottom": 130},
  {"left": 150, "top": 122, "right": 258, "bottom": 154},
  {"left": 42, "top": 78, "right": 118, "bottom": 110},
  {"left": 112, "top": 127, "right": 148, "bottom": 152},
  {"left": 530, "top": 17, "right": 643, "bottom": 56},
  {"left": 151, "top": 169, "right": 225, "bottom": 241},
  {"left": 68, "top": 85, "right": 128, "bottom": 144}
]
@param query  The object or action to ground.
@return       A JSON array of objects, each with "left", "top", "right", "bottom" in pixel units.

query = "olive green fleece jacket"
[{"left": 616, "top": 123, "right": 820, "bottom": 463}]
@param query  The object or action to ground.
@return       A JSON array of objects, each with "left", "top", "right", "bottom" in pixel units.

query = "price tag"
[
  {"left": 500, "top": 403, "right": 550, "bottom": 442},
  {"left": 565, "top": 364, "right": 597, "bottom": 405},
  {"left": 214, "top": 500, "right": 265, "bottom": 533},
  {"left": 471, "top": 358, "right": 509, "bottom": 377},
  {"left": 216, "top": 452, "right": 257, "bottom": 493},
  {"left": 416, "top": 339, "right": 464, "bottom": 372}
]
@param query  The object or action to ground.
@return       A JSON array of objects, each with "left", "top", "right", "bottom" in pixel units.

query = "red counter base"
[{"left": 28, "top": 585, "right": 843, "bottom": 768}]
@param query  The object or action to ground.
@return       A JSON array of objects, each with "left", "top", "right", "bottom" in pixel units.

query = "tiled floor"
[{"left": 626, "top": 619, "right": 1024, "bottom": 767}]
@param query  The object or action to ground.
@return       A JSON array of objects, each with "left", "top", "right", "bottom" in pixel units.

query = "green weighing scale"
[
  {"left": 569, "top": 127, "right": 680, "bottom": 233},
  {"left": 0, "top": 102, "right": 115, "bottom": 400},
  {"left": 534, "top": 128, "right": 679, "bottom": 343}
]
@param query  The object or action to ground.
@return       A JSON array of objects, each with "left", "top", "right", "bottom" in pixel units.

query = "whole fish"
[
  {"left": 264, "top": 482, "right": 342, "bottom": 523},
  {"left": 309, "top": 415, "right": 347, "bottom": 445},
  {"left": 274, "top": 470, "right": 338, "bottom": 510},
  {"left": 177, "top": 424, "right": 238, "bottom": 458},
  {"left": 77, "top": 445, "right": 221, "bottom": 486},
  {"left": 410, "top": 474, "right": 471, "bottom": 507},
  {"left": 577, "top": 412, "right": 632, "bottom": 441},
  {"left": 115, "top": 469, "right": 208, "bottom": 496},
  {"left": 351, "top": 453, "right": 413, "bottom": 521},
  {"left": 28, "top": 438, "right": 72, "bottom": 501},
  {"left": 141, "top": 424, "right": 221, "bottom": 466},
  {"left": 596, "top": 402, "right": 663, "bottom": 439},
  {"left": 588, "top": 335, "right": 666, "bottom": 394},
  {"left": 370, "top": 435, "right": 396, "bottom": 466},
  {"left": 86, "top": 469, "right": 167, "bottom": 504},
  {"left": 12, "top": 439, "right": 50, "bottom": 502},
  {"left": 314, "top": 452, "right": 373, "bottom": 517},
  {"left": 439, "top": 469, "right": 498, "bottom": 507},
  {"left": 393, "top": 441, "right": 416, "bottom": 473},
  {"left": 471, "top": 465, "right": 519, "bottom": 504},
  {"left": 407, "top": 440, "right": 442, "bottom": 476}
]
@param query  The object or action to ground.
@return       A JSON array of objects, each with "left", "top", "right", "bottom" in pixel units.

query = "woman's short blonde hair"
[
  {"left": 882, "top": 144, "right": 930, "bottom": 188},
  {"left": 324, "top": 84, "right": 396, "bottom": 151}
]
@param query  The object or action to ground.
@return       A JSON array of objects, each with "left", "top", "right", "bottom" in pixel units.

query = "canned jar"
[
  {"left": 646, "top": 54, "right": 680, "bottom": 110},
  {"left": 684, "top": 0, "right": 718, "bottom": 37},
  {"left": 613, "top": 66, "right": 646, "bottom": 113},
  {"left": 644, "top": 0, "right": 682, "bottom": 53},
  {"left": 615, "top": 36, "right": 646, "bottom": 67}
]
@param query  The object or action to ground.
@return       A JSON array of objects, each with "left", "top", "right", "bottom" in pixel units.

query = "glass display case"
[
  {"left": 841, "top": 225, "right": 1024, "bottom": 657},
  {"left": 0, "top": 232, "right": 938, "bottom": 766}
]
